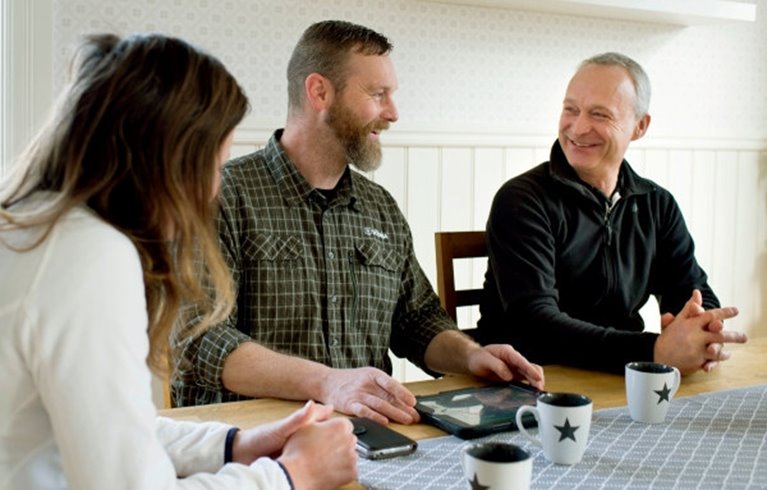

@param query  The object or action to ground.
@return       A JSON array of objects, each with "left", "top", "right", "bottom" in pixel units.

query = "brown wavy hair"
[{"left": 0, "top": 33, "right": 249, "bottom": 376}]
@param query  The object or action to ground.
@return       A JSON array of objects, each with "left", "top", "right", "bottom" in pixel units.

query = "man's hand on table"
[
  {"left": 319, "top": 367, "right": 420, "bottom": 425},
  {"left": 311, "top": 335, "right": 546, "bottom": 427},
  {"left": 655, "top": 289, "right": 746, "bottom": 374},
  {"left": 465, "top": 344, "right": 545, "bottom": 391}
]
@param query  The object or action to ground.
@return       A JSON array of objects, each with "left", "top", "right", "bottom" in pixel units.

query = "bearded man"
[{"left": 172, "top": 20, "right": 544, "bottom": 422}]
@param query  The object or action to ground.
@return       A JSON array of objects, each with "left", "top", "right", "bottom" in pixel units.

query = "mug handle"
[
  {"left": 515, "top": 405, "right": 542, "bottom": 447},
  {"left": 669, "top": 366, "right": 681, "bottom": 399}
]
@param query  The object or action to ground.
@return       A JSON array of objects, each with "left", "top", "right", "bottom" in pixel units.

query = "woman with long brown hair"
[{"left": 0, "top": 33, "right": 356, "bottom": 489}]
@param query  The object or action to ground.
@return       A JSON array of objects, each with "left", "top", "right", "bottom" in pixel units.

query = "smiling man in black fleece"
[{"left": 477, "top": 52, "right": 747, "bottom": 375}]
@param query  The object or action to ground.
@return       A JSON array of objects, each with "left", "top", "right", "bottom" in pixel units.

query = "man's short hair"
[
  {"left": 579, "top": 52, "right": 651, "bottom": 118},
  {"left": 287, "top": 20, "right": 392, "bottom": 110}
]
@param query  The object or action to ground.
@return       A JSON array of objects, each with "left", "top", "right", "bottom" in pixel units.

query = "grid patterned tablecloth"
[{"left": 358, "top": 384, "right": 767, "bottom": 489}]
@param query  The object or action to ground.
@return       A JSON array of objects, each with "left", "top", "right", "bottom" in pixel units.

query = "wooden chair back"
[{"left": 434, "top": 231, "right": 487, "bottom": 324}]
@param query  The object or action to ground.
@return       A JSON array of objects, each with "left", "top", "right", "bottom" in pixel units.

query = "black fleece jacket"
[{"left": 477, "top": 140, "right": 718, "bottom": 373}]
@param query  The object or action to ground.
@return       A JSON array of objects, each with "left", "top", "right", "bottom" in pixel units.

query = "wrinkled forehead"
[
  {"left": 341, "top": 53, "right": 398, "bottom": 91},
  {"left": 565, "top": 64, "right": 637, "bottom": 113}
]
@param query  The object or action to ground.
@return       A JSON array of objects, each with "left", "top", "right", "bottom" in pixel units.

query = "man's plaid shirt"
[{"left": 173, "top": 130, "right": 457, "bottom": 406}]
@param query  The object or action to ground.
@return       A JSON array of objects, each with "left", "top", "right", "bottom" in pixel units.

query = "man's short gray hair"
[{"left": 579, "top": 52, "right": 651, "bottom": 118}]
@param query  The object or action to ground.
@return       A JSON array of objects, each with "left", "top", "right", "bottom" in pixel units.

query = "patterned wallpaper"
[{"left": 52, "top": 0, "right": 767, "bottom": 140}]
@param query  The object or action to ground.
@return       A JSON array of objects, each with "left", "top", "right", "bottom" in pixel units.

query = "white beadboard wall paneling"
[
  {"left": 375, "top": 146, "right": 409, "bottom": 212},
  {"left": 464, "top": 148, "right": 505, "bottom": 332},
  {"left": 407, "top": 147, "right": 441, "bottom": 287},
  {"left": 473, "top": 147, "right": 505, "bottom": 227},
  {"left": 688, "top": 150, "right": 717, "bottom": 273},
  {"left": 440, "top": 147, "right": 475, "bottom": 331},
  {"left": 404, "top": 147, "right": 441, "bottom": 381},
  {"left": 224, "top": 126, "right": 767, "bottom": 353},
  {"left": 734, "top": 150, "right": 762, "bottom": 336},
  {"left": 711, "top": 151, "right": 740, "bottom": 310},
  {"left": 1, "top": 0, "right": 53, "bottom": 178},
  {"left": 440, "top": 147, "right": 474, "bottom": 231},
  {"left": 625, "top": 147, "right": 646, "bottom": 176},
  {"left": 643, "top": 149, "right": 670, "bottom": 188},
  {"left": 1, "top": 1, "right": 5, "bottom": 176},
  {"left": 505, "top": 148, "right": 538, "bottom": 181},
  {"left": 666, "top": 150, "right": 695, "bottom": 221},
  {"left": 756, "top": 150, "right": 767, "bottom": 338}
]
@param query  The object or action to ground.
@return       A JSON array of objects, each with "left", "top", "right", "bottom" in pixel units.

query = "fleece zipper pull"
[{"left": 603, "top": 191, "right": 621, "bottom": 246}]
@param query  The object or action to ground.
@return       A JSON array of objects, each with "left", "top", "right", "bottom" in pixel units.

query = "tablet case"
[{"left": 414, "top": 381, "right": 541, "bottom": 439}]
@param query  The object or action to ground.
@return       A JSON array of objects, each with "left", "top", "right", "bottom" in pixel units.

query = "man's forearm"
[
  {"left": 221, "top": 342, "right": 332, "bottom": 401},
  {"left": 423, "top": 329, "right": 479, "bottom": 375}
]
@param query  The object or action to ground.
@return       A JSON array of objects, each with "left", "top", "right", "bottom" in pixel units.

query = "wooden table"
[{"left": 161, "top": 337, "right": 766, "bottom": 487}]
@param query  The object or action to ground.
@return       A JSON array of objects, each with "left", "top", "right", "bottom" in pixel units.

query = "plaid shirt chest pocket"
[
  {"left": 243, "top": 234, "right": 304, "bottom": 259},
  {"left": 239, "top": 234, "right": 310, "bottom": 334},
  {"left": 349, "top": 238, "right": 403, "bottom": 325}
]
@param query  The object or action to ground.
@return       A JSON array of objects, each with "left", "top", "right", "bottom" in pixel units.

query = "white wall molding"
[
  {"left": 1, "top": 0, "right": 53, "bottom": 178},
  {"left": 235, "top": 119, "right": 767, "bottom": 152},
  {"left": 422, "top": 0, "right": 758, "bottom": 26}
]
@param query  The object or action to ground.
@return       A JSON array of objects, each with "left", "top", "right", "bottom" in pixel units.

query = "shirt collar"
[{"left": 264, "top": 129, "right": 362, "bottom": 211}]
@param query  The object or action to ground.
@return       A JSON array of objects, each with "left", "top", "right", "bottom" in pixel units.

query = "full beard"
[{"left": 326, "top": 102, "right": 389, "bottom": 173}]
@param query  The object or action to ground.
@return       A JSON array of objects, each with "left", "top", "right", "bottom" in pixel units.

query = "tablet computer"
[{"left": 414, "top": 381, "right": 542, "bottom": 439}]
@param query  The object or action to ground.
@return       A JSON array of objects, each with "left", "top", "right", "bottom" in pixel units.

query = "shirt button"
[
  {"left": 327, "top": 251, "right": 335, "bottom": 260},
  {"left": 330, "top": 295, "right": 338, "bottom": 304},
  {"left": 330, "top": 337, "right": 340, "bottom": 347}
]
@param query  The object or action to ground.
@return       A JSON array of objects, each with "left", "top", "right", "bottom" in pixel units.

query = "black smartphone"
[{"left": 350, "top": 417, "right": 418, "bottom": 460}]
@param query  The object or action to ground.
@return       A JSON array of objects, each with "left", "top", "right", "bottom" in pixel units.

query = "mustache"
[{"left": 365, "top": 121, "right": 390, "bottom": 133}]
